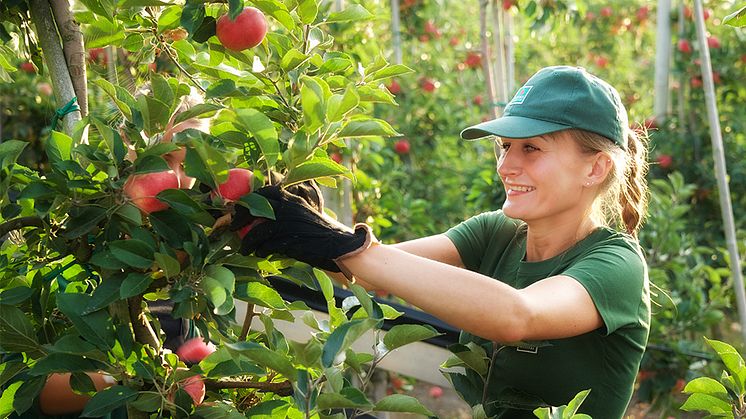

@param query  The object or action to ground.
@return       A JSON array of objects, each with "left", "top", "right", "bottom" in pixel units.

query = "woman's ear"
[{"left": 586, "top": 152, "right": 614, "bottom": 186}]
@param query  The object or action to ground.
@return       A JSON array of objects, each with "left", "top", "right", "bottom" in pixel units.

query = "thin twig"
[
  {"left": 240, "top": 303, "right": 255, "bottom": 340},
  {"left": 162, "top": 43, "right": 207, "bottom": 93},
  {"left": 205, "top": 378, "right": 293, "bottom": 396}
]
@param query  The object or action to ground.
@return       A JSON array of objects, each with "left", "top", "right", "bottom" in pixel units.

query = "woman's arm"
[{"left": 338, "top": 244, "right": 602, "bottom": 342}]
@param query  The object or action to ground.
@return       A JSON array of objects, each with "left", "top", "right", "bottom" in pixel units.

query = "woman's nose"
[{"left": 497, "top": 149, "right": 520, "bottom": 177}]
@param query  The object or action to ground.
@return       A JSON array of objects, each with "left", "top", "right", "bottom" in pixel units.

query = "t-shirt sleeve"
[
  {"left": 562, "top": 240, "right": 647, "bottom": 335},
  {"left": 444, "top": 211, "right": 509, "bottom": 271}
]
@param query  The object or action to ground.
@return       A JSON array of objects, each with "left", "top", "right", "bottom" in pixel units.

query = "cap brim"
[{"left": 460, "top": 115, "right": 572, "bottom": 140}]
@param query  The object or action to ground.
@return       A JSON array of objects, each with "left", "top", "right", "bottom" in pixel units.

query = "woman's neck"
[{"left": 524, "top": 216, "right": 600, "bottom": 262}]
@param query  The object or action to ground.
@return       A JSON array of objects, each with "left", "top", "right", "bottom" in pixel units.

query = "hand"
[
  {"left": 231, "top": 185, "right": 375, "bottom": 273},
  {"left": 269, "top": 171, "right": 324, "bottom": 212}
]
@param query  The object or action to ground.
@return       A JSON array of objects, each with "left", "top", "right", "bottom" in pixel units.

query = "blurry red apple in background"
[
  {"left": 657, "top": 154, "right": 673, "bottom": 169},
  {"left": 394, "top": 139, "right": 410, "bottom": 155},
  {"left": 37, "top": 82, "right": 53, "bottom": 97},
  {"left": 123, "top": 170, "right": 180, "bottom": 214},
  {"left": 677, "top": 39, "right": 692, "bottom": 54},
  {"left": 216, "top": 7, "right": 268, "bottom": 51},
  {"left": 20, "top": 61, "right": 36, "bottom": 73},
  {"left": 177, "top": 337, "right": 216, "bottom": 363},
  {"left": 386, "top": 79, "right": 401, "bottom": 95}
]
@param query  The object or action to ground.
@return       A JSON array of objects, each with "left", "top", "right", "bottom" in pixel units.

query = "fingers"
[
  {"left": 239, "top": 220, "right": 278, "bottom": 255},
  {"left": 230, "top": 204, "right": 256, "bottom": 232}
]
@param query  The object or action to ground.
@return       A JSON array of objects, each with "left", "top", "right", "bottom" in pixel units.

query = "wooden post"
[
  {"left": 692, "top": 0, "right": 746, "bottom": 343},
  {"left": 653, "top": 0, "right": 671, "bottom": 123}
]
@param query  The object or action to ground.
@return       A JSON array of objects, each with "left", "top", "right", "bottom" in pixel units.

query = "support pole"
[
  {"left": 653, "top": 0, "right": 671, "bottom": 123},
  {"left": 692, "top": 0, "right": 746, "bottom": 343},
  {"left": 390, "top": 0, "right": 402, "bottom": 65}
]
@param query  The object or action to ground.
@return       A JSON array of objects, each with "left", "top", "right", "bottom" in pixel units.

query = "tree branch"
[
  {"left": 128, "top": 295, "right": 161, "bottom": 351},
  {"left": 49, "top": 0, "right": 88, "bottom": 117},
  {"left": 0, "top": 216, "right": 44, "bottom": 238},
  {"left": 204, "top": 379, "right": 293, "bottom": 396}
]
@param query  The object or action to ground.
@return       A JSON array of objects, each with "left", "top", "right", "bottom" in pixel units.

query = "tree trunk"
[
  {"left": 49, "top": 0, "right": 88, "bottom": 117},
  {"left": 28, "top": 0, "right": 82, "bottom": 139}
]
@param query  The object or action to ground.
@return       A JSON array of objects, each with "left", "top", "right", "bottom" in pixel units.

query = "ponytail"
[{"left": 569, "top": 128, "right": 649, "bottom": 237}]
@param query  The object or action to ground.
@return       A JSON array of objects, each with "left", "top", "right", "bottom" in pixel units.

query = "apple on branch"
[
  {"left": 123, "top": 170, "right": 180, "bottom": 214},
  {"left": 216, "top": 7, "right": 268, "bottom": 51}
]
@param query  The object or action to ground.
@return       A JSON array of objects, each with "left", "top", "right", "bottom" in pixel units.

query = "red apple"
[
  {"left": 636, "top": 5, "right": 650, "bottom": 21},
  {"left": 643, "top": 117, "right": 658, "bottom": 130},
  {"left": 672, "top": 378, "right": 686, "bottom": 393},
  {"left": 690, "top": 76, "right": 703, "bottom": 89},
  {"left": 707, "top": 36, "right": 720, "bottom": 49},
  {"left": 424, "top": 20, "right": 437, "bottom": 34},
  {"left": 386, "top": 79, "right": 401, "bottom": 95},
  {"left": 420, "top": 78, "right": 436, "bottom": 92},
  {"left": 390, "top": 377, "right": 404, "bottom": 390},
  {"left": 123, "top": 170, "right": 180, "bottom": 214},
  {"left": 449, "top": 36, "right": 460, "bottom": 46},
  {"left": 37, "top": 82, "right": 53, "bottom": 97},
  {"left": 330, "top": 152, "right": 343, "bottom": 164},
  {"left": 684, "top": 6, "right": 693, "bottom": 20},
  {"left": 38, "top": 373, "right": 116, "bottom": 416},
  {"left": 712, "top": 71, "right": 721, "bottom": 84},
  {"left": 502, "top": 0, "right": 514, "bottom": 11},
  {"left": 465, "top": 52, "right": 482, "bottom": 69},
  {"left": 418, "top": 34, "right": 430, "bottom": 42},
  {"left": 394, "top": 139, "right": 410, "bottom": 155},
  {"left": 177, "top": 337, "right": 216, "bottom": 363},
  {"left": 169, "top": 375, "right": 206, "bottom": 406},
  {"left": 20, "top": 61, "right": 36, "bottom": 73},
  {"left": 585, "top": 11, "right": 596, "bottom": 21},
  {"left": 703, "top": 8, "right": 712, "bottom": 20},
  {"left": 472, "top": 95, "right": 483, "bottom": 106},
  {"left": 216, "top": 7, "right": 268, "bottom": 51},
  {"left": 741, "top": 54, "right": 746, "bottom": 64},
  {"left": 600, "top": 6, "right": 612, "bottom": 17},
  {"left": 657, "top": 154, "right": 673, "bottom": 169},
  {"left": 677, "top": 39, "right": 692, "bottom": 54},
  {"left": 428, "top": 385, "right": 444, "bottom": 399},
  {"left": 594, "top": 56, "right": 609, "bottom": 68},
  {"left": 213, "top": 168, "right": 253, "bottom": 202},
  {"left": 88, "top": 48, "right": 107, "bottom": 65}
]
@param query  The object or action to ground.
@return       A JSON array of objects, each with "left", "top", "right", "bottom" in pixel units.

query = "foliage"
[
  {"left": 680, "top": 337, "right": 746, "bottom": 418},
  {"left": 0, "top": 0, "right": 447, "bottom": 418},
  {"left": 533, "top": 389, "right": 592, "bottom": 419}
]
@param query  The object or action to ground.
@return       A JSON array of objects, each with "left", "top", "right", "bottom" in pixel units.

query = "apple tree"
[{"left": 0, "top": 1, "right": 444, "bottom": 418}]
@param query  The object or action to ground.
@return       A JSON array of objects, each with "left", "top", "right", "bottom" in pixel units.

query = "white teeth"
[{"left": 510, "top": 186, "right": 535, "bottom": 192}]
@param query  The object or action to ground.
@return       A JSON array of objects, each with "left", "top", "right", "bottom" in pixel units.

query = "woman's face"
[{"left": 496, "top": 131, "right": 596, "bottom": 225}]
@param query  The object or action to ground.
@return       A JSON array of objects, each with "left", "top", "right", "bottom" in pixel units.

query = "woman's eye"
[{"left": 524, "top": 144, "right": 538, "bottom": 152}]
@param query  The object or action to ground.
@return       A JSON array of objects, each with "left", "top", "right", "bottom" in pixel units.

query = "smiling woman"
[{"left": 231, "top": 65, "right": 651, "bottom": 418}]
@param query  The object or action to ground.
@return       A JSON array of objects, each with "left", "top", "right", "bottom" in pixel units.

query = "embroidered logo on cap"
[{"left": 510, "top": 85, "right": 533, "bottom": 104}]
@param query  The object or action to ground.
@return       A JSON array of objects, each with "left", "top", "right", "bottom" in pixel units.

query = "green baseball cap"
[{"left": 460, "top": 66, "right": 628, "bottom": 149}]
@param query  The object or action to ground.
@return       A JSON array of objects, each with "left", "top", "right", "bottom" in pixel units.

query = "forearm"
[{"left": 338, "top": 244, "right": 527, "bottom": 342}]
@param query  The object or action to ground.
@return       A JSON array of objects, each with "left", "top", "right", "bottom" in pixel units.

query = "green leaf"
[
  {"left": 62, "top": 206, "right": 109, "bottom": 239},
  {"left": 300, "top": 76, "right": 331, "bottom": 133},
  {"left": 154, "top": 253, "right": 181, "bottom": 278},
  {"left": 12, "top": 375, "right": 46, "bottom": 414},
  {"left": 56, "top": 294, "right": 116, "bottom": 351},
  {"left": 91, "top": 116, "right": 126, "bottom": 163},
  {"left": 180, "top": 1, "right": 206, "bottom": 35},
  {"left": 234, "top": 109, "right": 280, "bottom": 166},
  {"left": 281, "top": 48, "right": 310, "bottom": 71},
  {"left": 297, "top": 0, "right": 318, "bottom": 24},
  {"left": 327, "top": 86, "right": 360, "bottom": 123},
  {"left": 156, "top": 189, "right": 215, "bottom": 225},
  {"left": 243, "top": 400, "right": 291, "bottom": 418},
  {"left": 79, "top": 0, "right": 112, "bottom": 20},
  {"left": 564, "top": 389, "right": 591, "bottom": 416},
  {"left": 47, "top": 131, "right": 73, "bottom": 163},
  {"left": 444, "top": 342, "right": 489, "bottom": 377},
  {"left": 317, "top": 387, "right": 373, "bottom": 410},
  {"left": 0, "top": 305, "right": 41, "bottom": 355},
  {"left": 253, "top": 0, "right": 295, "bottom": 30},
  {"left": 724, "top": 5, "right": 746, "bottom": 27},
  {"left": 0, "top": 381, "right": 22, "bottom": 417},
  {"left": 173, "top": 103, "right": 223, "bottom": 125},
  {"left": 679, "top": 392, "right": 732, "bottom": 414},
  {"left": 285, "top": 157, "right": 351, "bottom": 187},
  {"left": 383, "top": 324, "right": 441, "bottom": 352},
  {"left": 337, "top": 118, "right": 398, "bottom": 138},
  {"left": 238, "top": 192, "right": 275, "bottom": 219},
  {"left": 224, "top": 341, "right": 296, "bottom": 378},
  {"left": 92, "top": 79, "right": 133, "bottom": 121},
  {"left": 109, "top": 239, "right": 155, "bottom": 269},
  {"left": 204, "top": 265, "right": 235, "bottom": 315},
  {"left": 683, "top": 377, "right": 729, "bottom": 400},
  {"left": 86, "top": 275, "right": 125, "bottom": 313},
  {"left": 0, "top": 140, "right": 27, "bottom": 170},
  {"left": 235, "top": 282, "right": 287, "bottom": 309},
  {"left": 29, "top": 353, "right": 108, "bottom": 375},
  {"left": 373, "top": 394, "right": 435, "bottom": 416},
  {"left": 120, "top": 272, "right": 153, "bottom": 299},
  {"left": 0, "top": 360, "right": 26, "bottom": 388},
  {"left": 321, "top": 319, "right": 378, "bottom": 367},
  {"left": 115, "top": 204, "right": 143, "bottom": 226},
  {"left": 128, "top": 391, "right": 162, "bottom": 412},
  {"left": 370, "top": 64, "right": 413, "bottom": 82},
  {"left": 357, "top": 85, "right": 396, "bottom": 105},
  {"left": 706, "top": 337, "right": 746, "bottom": 393},
  {"left": 133, "top": 155, "right": 171, "bottom": 174},
  {"left": 324, "top": 4, "right": 373, "bottom": 23},
  {"left": 80, "top": 385, "right": 138, "bottom": 418}
]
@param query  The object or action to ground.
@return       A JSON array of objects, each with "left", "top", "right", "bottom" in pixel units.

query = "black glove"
[{"left": 231, "top": 185, "right": 375, "bottom": 273}]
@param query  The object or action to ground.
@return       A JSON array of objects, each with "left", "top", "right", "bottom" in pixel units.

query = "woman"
[{"left": 234, "top": 66, "right": 650, "bottom": 418}]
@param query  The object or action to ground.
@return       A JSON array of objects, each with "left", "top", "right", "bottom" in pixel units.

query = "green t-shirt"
[{"left": 444, "top": 211, "right": 650, "bottom": 418}]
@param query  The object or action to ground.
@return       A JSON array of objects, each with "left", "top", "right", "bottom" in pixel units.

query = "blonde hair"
[{"left": 570, "top": 128, "right": 650, "bottom": 237}]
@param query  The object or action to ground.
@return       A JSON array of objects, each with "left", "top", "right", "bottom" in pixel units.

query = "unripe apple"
[
  {"left": 394, "top": 139, "right": 410, "bottom": 155},
  {"left": 428, "top": 385, "right": 444, "bottom": 399},
  {"left": 677, "top": 39, "right": 692, "bottom": 54},
  {"left": 216, "top": 7, "right": 268, "bottom": 51},
  {"left": 657, "top": 154, "right": 673, "bottom": 169},
  {"left": 20, "top": 61, "right": 36, "bottom": 73},
  {"left": 124, "top": 171, "right": 180, "bottom": 214},
  {"left": 177, "top": 337, "right": 216, "bottom": 363},
  {"left": 386, "top": 79, "right": 401, "bottom": 95},
  {"left": 213, "top": 168, "right": 253, "bottom": 202},
  {"left": 37, "top": 82, "right": 53, "bottom": 97}
]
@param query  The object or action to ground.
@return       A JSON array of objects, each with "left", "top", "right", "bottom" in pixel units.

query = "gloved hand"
[{"left": 231, "top": 185, "right": 376, "bottom": 273}]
